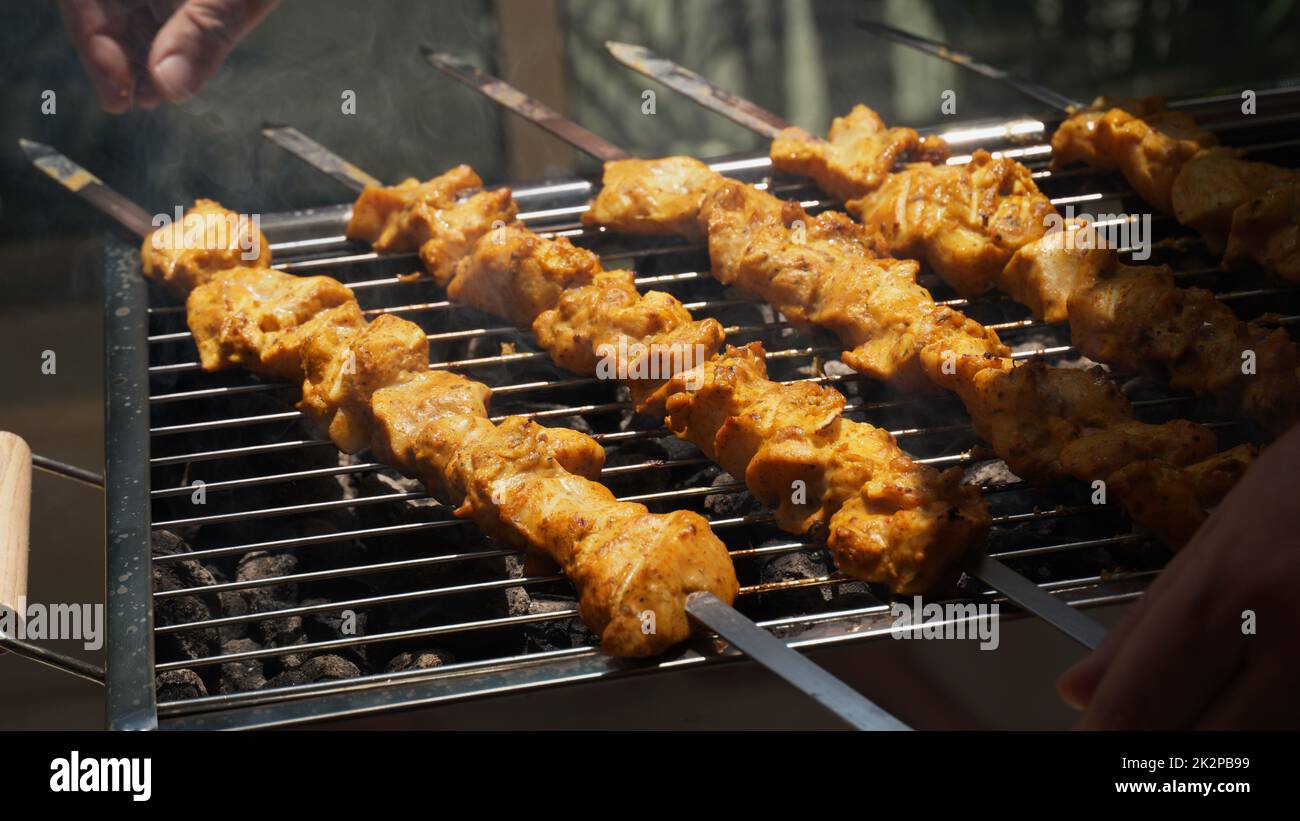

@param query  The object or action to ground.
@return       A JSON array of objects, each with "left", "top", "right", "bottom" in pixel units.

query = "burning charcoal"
[
  {"left": 151, "top": 531, "right": 221, "bottom": 663},
  {"left": 385, "top": 649, "right": 454, "bottom": 672},
  {"left": 218, "top": 639, "right": 267, "bottom": 693},
  {"left": 236, "top": 551, "right": 299, "bottom": 607},
  {"left": 265, "top": 655, "right": 360, "bottom": 689},
  {"left": 216, "top": 589, "right": 250, "bottom": 642},
  {"left": 301, "top": 598, "right": 370, "bottom": 671},
  {"left": 156, "top": 669, "right": 208, "bottom": 702},
  {"left": 251, "top": 611, "right": 307, "bottom": 670},
  {"left": 521, "top": 593, "right": 594, "bottom": 653},
  {"left": 759, "top": 548, "right": 835, "bottom": 611},
  {"left": 702, "top": 472, "right": 760, "bottom": 518}
]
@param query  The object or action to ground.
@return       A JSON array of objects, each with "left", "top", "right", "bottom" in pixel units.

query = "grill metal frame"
[{"left": 103, "top": 94, "right": 1300, "bottom": 730}]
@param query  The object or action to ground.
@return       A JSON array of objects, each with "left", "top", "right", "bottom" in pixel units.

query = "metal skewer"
[
  {"left": 422, "top": 46, "right": 1111, "bottom": 651},
  {"left": 854, "top": 21, "right": 1086, "bottom": 114},
  {"left": 27, "top": 139, "right": 911, "bottom": 729}
]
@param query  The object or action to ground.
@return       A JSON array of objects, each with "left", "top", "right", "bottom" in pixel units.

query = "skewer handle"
[{"left": 0, "top": 431, "right": 32, "bottom": 616}]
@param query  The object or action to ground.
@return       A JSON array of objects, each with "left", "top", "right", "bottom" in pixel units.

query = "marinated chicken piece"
[
  {"left": 1104, "top": 443, "right": 1254, "bottom": 548},
  {"left": 702, "top": 179, "right": 1005, "bottom": 387},
  {"left": 770, "top": 104, "right": 949, "bottom": 200},
  {"left": 1222, "top": 182, "right": 1300, "bottom": 282},
  {"left": 346, "top": 166, "right": 518, "bottom": 285},
  {"left": 184, "top": 254, "right": 737, "bottom": 657},
  {"left": 186, "top": 266, "right": 360, "bottom": 379},
  {"left": 141, "top": 199, "right": 269, "bottom": 293},
  {"left": 1050, "top": 97, "right": 1217, "bottom": 214},
  {"left": 448, "top": 224, "right": 723, "bottom": 411},
  {"left": 848, "top": 150, "right": 1055, "bottom": 296},
  {"left": 346, "top": 165, "right": 480, "bottom": 251},
  {"left": 583, "top": 156, "right": 722, "bottom": 240},
  {"left": 533, "top": 270, "right": 725, "bottom": 411},
  {"left": 1067, "top": 263, "right": 1300, "bottom": 435},
  {"left": 1183, "top": 442, "right": 1258, "bottom": 507},
  {"left": 664, "top": 343, "right": 988, "bottom": 593},
  {"left": 1170, "top": 148, "right": 1298, "bottom": 254},
  {"left": 1001, "top": 220, "right": 1117, "bottom": 323},
  {"left": 299, "top": 313, "right": 431, "bottom": 453},
  {"left": 447, "top": 224, "right": 602, "bottom": 326}
]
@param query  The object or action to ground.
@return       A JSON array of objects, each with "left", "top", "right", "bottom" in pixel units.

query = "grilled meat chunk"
[
  {"left": 186, "top": 266, "right": 360, "bottom": 379},
  {"left": 665, "top": 343, "right": 988, "bottom": 593},
  {"left": 346, "top": 166, "right": 518, "bottom": 285},
  {"left": 141, "top": 199, "right": 269, "bottom": 293},
  {"left": 770, "top": 104, "right": 948, "bottom": 200},
  {"left": 847, "top": 150, "right": 1055, "bottom": 296},
  {"left": 1067, "top": 263, "right": 1300, "bottom": 435},
  {"left": 1051, "top": 97, "right": 1217, "bottom": 214},
  {"left": 702, "top": 179, "right": 1005, "bottom": 387},
  {"left": 582, "top": 156, "right": 721, "bottom": 240},
  {"left": 1222, "top": 182, "right": 1300, "bottom": 283}
]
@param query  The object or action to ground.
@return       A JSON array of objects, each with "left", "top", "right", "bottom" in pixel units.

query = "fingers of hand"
[
  {"left": 58, "top": 0, "right": 136, "bottom": 112},
  {"left": 148, "top": 0, "right": 278, "bottom": 102}
]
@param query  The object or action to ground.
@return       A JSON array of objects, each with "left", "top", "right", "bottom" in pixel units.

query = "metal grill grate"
[{"left": 108, "top": 91, "right": 1300, "bottom": 729}]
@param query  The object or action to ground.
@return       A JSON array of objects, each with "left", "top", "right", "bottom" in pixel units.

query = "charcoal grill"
[{"left": 99, "top": 88, "right": 1300, "bottom": 729}]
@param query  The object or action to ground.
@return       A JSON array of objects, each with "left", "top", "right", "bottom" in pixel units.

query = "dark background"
[{"left": 0, "top": 0, "right": 1295, "bottom": 729}]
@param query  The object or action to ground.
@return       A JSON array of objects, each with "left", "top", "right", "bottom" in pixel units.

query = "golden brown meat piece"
[
  {"left": 1170, "top": 148, "right": 1297, "bottom": 254},
  {"left": 848, "top": 150, "right": 1054, "bottom": 296},
  {"left": 1223, "top": 182, "right": 1300, "bottom": 283},
  {"left": 447, "top": 224, "right": 723, "bottom": 411},
  {"left": 346, "top": 166, "right": 518, "bottom": 285},
  {"left": 141, "top": 199, "right": 269, "bottom": 293},
  {"left": 701, "top": 179, "right": 1005, "bottom": 387},
  {"left": 583, "top": 156, "right": 722, "bottom": 240},
  {"left": 447, "top": 224, "right": 602, "bottom": 326},
  {"left": 1050, "top": 97, "right": 1217, "bottom": 214},
  {"left": 1001, "top": 220, "right": 1117, "bottom": 324},
  {"left": 299, "top": 313, "right": 431, "bottom": 453},
  {"left": 184, "top": 254, "right": 738, "bottom": 657},
  {"left": 1067, "top": 263, "right": 1300, "bottom": 435},
  {"left": 664, "top": 343, "right": 988, "bottom": 593},
  {"left": 534, "top": 271, "right": 724, "bottom": 411},
  {"left": 770, "top": 104, "right": 949, "bottom": 200},
  {"left": 1106, "top": 443, "right": 1256, "bottom": 548},
  {"left": 186, "top": 266, "right": 360, "bottom": 379}
]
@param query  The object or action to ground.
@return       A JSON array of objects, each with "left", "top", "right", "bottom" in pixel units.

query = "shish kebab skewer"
[
  {"left": 22, "top": 139, "right": 908, "bottom": 730},
  {"left": 19, "top": 139, "right": 740, "bottom": 658},
  {"left": 856, "top": 20, "right": 1300, "bottom": 284},
  {"left": 603, "top": 41, "right": 1300, "bottom": 440},
  {"left": 413, "top": 50, "right": 1127, "bottom": 648},
  {"left": 263, "top": 127, "right": 990, "bottom": 600},
  {"left": 424, "top": 48, "right": 1255, "bottom": 557}
]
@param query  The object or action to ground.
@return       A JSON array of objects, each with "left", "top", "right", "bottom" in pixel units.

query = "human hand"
[
  {"left": 58, "top": 0, "right": 278, "bottom": 113},
  {"left": 1057, "top": 423, "right": 1300, "bottom": 729}
]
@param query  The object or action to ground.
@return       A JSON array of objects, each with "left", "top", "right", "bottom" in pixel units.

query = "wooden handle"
[{"left": 0, "top": 432, "right": 32, "bottom": 614}]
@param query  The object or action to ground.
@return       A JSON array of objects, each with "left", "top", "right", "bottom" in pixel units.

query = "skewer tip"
[{"left": 18, "top": 138, "right": 51, "bottom": 159}]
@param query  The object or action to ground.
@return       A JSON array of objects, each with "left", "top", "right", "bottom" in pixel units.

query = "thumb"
[{"left": 147, "top": 0, "right": 277, "bottom": 102}]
